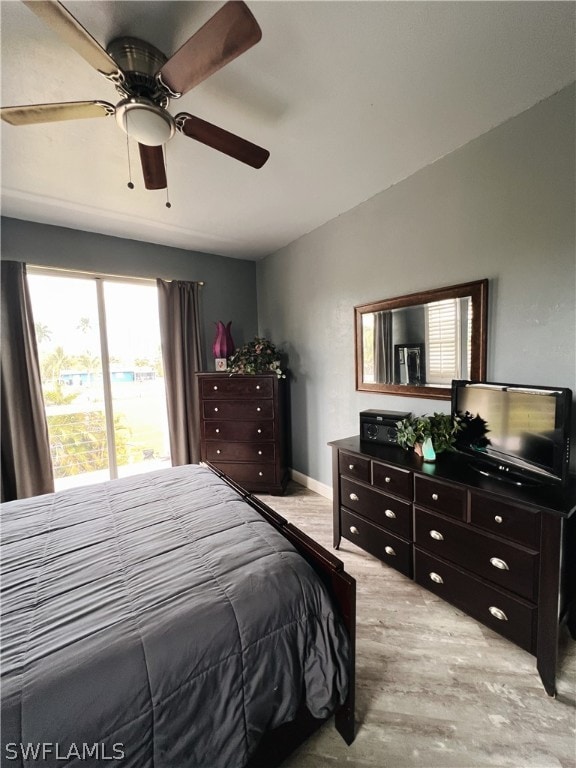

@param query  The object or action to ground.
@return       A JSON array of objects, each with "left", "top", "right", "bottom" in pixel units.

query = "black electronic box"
[{"left": 360, "top": 409, "right": 412, "bottom": 445}]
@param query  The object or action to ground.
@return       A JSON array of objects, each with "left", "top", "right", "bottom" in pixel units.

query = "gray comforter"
[{"left": 1, "top": 464, "right": 349, "bottom": 767}]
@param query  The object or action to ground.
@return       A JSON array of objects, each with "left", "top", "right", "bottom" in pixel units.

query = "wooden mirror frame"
[{"left": 355, "top": 279, "right": 488, "bottom": 400}]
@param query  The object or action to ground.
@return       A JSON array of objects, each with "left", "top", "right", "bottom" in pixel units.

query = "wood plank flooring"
[{"left": 256, "top": 482, "right": 576, "bottom": 768}]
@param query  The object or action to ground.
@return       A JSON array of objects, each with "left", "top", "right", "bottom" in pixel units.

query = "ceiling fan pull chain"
[
  {"left": 165, "top": 145, "right": 171, "bottom": 208},
  {"left": 126, "top": 116, "right": 135, "bottom": 190}
]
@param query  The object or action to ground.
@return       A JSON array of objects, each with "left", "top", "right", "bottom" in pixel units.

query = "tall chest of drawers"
[
  {"left": 198, "top": 372, "right": 288, "bottom": 494},
  {"left": 330, "top": 436, "right": 576, "bottom": 697}
]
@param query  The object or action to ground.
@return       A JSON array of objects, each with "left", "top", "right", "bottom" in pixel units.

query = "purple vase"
[{"left": 213, "top": 321, "right": 235, "bottom": 359}]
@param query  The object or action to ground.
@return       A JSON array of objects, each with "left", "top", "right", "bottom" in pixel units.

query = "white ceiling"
[{"left": 1, "top": 1, "right": 574, "bottom": 260}]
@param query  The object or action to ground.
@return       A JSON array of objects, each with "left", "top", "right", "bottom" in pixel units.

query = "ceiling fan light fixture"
[{"left": 116, "top": 99, "right": 175, "bottom": 146}]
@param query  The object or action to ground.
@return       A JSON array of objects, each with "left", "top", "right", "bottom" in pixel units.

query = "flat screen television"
[{"left": 451, "top": 380, "right": 572, "bottom": 486}]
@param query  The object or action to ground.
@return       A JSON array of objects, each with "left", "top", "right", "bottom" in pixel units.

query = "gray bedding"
[{"left": 1, "top": 464, "right": 349, "bottom": 768}]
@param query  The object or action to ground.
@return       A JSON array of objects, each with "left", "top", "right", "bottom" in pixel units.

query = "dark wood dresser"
[
  {"left": 198, "top": 373, "right": 288, "bottom": 494},
  {"left": 330, "top": 436, "right": 576, "bottom": 696}
]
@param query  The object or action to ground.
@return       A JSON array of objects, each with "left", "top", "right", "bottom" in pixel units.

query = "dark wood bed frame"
[{"left": 205, "top": 463, "right": 356, "bottom": 766}]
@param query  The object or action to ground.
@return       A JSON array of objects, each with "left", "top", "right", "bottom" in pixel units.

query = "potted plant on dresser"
[
  {"left": 396, "top": 412, "right": 461, "bottom": 462},
  {"left": 227, "top": 337, "right": 286, "bottom": 378}
]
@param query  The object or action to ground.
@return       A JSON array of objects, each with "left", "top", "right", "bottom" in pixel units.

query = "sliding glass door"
[
  {"left": 102, "top": 281, "right": 171, "bottom": 479},
  {"left": 27, "top": 270, "right": 171, "bottom": 490}
]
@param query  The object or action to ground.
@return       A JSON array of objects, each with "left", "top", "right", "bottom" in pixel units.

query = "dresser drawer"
[
  {"left": 205, "top": 442, "right": 275, "bottom": 463},
  {"left": 201, "top": 376, "right": 273, "bottom": 399},
  {"left": 202, "top": 421, "right": 275, "bottom": 441},
  {"left": 341, "top": 508, "right": 412, "bottom": 577},
  {"left": 341, "top": 478, "right": 412, "bottom": 539},
  {"left": 470, "top": 492, "right": 540, "bottom": 549},
  {"left": 372, "top": 461, "right": 413, "bottom": 500},
  {"left": 211, "top": 462, "right": 276, "bottom": 485},
  {"left": 414, "top": 549, "right": 536, "bottom": 653},
  {"left": 339, "top": 451, "right": 371, "bottom": 483},
  {"left": 414, "top": 476, "right": 466, "bottom": 520},
  {"left": 203, "top": 400, "right": 274, "bottom": 420},
  {"left": 415, "top": 508, "right": 538, "bottom": 602}
]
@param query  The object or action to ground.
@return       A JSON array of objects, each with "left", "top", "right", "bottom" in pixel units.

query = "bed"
[{"left": 1, "top": 463, "right": 355, "bottom": 767}]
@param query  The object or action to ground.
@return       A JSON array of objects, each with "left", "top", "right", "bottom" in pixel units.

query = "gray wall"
[
  {"left": 0, "top": 218, "right": 259, "bottom": 367},
  {"left": 257, "top": 85, "right": 576, "bottom": 486}
]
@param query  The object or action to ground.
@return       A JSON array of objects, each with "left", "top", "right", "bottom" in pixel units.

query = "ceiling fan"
[{"left": 0, "top": 0, "right": 270, "bottom": 191}]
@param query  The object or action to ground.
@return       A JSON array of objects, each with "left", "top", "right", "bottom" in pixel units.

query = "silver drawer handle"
[
  {"left": 213, "top": 385, "right": 218, "bottom": 390},
  {"left": 349, "top": 526, "right": 359, "bottom": 535},
  {"left": 489, "top": 606, "right": 508, "bottom": 621},
  {"left": 349, "top": 493, "right": 359, "bottom": 501},
  {"left": 256, "top": 385, "right": 260, "bottom": 390},
  {"left": 429, "top": 530, "right": 444, "bottom": 541},
  {"left": 216, "top": 449, "right": 221, "bottom": 455},
  {"left": 214, "top": 407, "right": 219, "bottom": 412},
  {"left": 429, "top": 572, "right": 444, "bottom": 584},
  {"left": 258, "top": 471, "right": 263, "bottom": 477},
  {"left": 431, "top": 493, "right": 439, "bottom": 501},
  {"left": 348, "top": 464, "right": 355, "bottom": 470},
  {"left": 258, "top": 450, "right": 262, "bottom": 455},
  {"left": 385, "top": 476, "right": 391, "bottom": 484},
  {"left": 384, "top": 546, "right": 396, "bottom": 556},
  {"left": 256, "top": 407, "right": 261, "bottom": 412},
  {"left": 490, "top": 557, "right": 509, "bottom": 571},
  {"left": 494, "top": 515, "right": 503, "bottom": 524},
  {"left": 385, "top": 509, "right": 396, "bottom": 519},
  {"left": 257, "top": 429, "right": 262, "bottom": 434},
  {"left": 215, "top": 428, "right": 220, "bottom": 434}
]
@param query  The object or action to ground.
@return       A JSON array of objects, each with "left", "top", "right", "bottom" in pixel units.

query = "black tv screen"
[{"left": 451, "top": 380, "right": 572, "bottom": 485}]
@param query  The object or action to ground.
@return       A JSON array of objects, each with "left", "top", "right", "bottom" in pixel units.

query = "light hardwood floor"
[{"left": 257, "top": 482, "right": 576, "bottom": 768}]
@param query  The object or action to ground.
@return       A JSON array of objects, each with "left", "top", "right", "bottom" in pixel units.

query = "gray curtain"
[
  {"left": 374, "top": 310, "right": 393, "bottom": 384},
  {"left": 157, "top": 279, "right": 203, "bottom": 466},
  {"left": 1, "top": 261, "right": 54, "bottom": 501}
]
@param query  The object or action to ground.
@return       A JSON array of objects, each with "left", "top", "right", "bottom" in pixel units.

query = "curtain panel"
[
  {"left": 1, "top": 261, "right": 54, "bottom": 501},
  {"left": 157, "top": 279, "right": 203, "bottom": 466}
]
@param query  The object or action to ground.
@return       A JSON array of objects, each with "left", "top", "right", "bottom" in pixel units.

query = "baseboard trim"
[{"left": 289, "top": 469, "right": 333, "bottom": 500}]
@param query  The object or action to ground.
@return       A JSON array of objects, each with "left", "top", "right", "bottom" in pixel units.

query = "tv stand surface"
[
  {"left": 467, "top": 461, "right": 543, "bottom": 488},
  {"left": 330, "top": 436, "right": 576, "bottom": 697}
]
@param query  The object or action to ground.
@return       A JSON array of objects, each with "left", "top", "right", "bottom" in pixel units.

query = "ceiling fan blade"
[
  {"left": 176, "top": 113, "right": 269, "bottom": 169},
  {"left": 157, "top": 1, "right": 262, "bottom": 97},
  {"left": 1, "top": 100, "right": 115, "bottom": 125},
  {"left": 139, "top": 144, "right": 167, "bottom": 190},
  {"left": 22, "top": 0, "right": 121, "bottom": 78}
]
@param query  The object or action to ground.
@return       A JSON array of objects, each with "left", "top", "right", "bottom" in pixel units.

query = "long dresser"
[
  {"left": 330, "top": 436, "right": 576, "bottom": 696},
  {"left": 198, "top": 372, "right": 288, "bottom": 494}
]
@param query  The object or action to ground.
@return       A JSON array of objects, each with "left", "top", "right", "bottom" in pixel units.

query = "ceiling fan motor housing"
[{"left": 107, "top": 37, "right": 169, "bottom": 105}]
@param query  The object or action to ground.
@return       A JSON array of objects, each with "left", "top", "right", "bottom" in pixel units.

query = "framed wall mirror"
[{"left": 355, "top": 279, "right": 488, "bottom": 400}]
